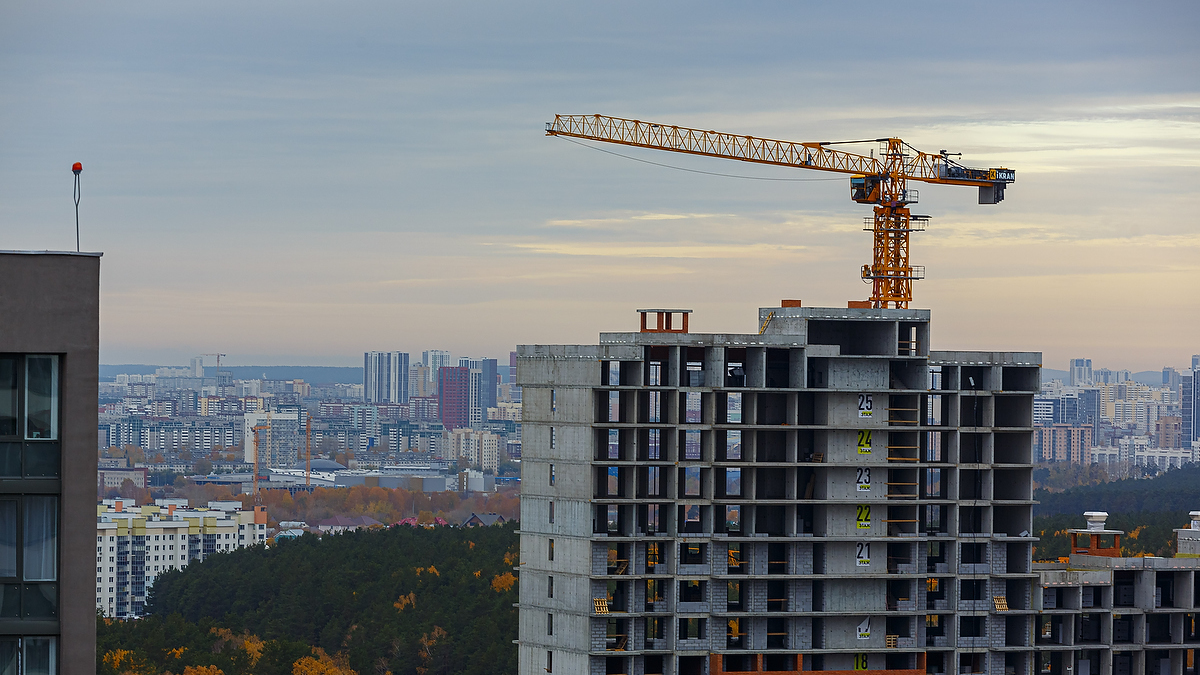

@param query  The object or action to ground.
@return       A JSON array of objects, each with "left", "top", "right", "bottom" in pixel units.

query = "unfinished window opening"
[
  {"left": 961, "top": 542, "right": 987, "bottom": 565},
  {"left": 683, "top": 391, "right": 702, "bottom": 423},
  {"left": 725, "top": 349, "right": 746, "bottom": 387},
  {"left": 808, "top": 320, "right": 892, "bottom": 356},
  {"left": 723, "top": 468, "right": 741, "bottom": 497},
  {"left": 1002, "top": 366, "right": 1039, "bottom": 391},
  {"left": 723, "top": 505, "right": 740, "bottom": 533},
  {"left": 765, "top": 349, "right": 789, "bottom": 388},
  {"left": 605, "top": 361, "right": 621, "bottom": 386},
  {"left": 723, "top": 430, "right": 742, "bottom": 461},
  {"left": 645, "top": 390, "right": 662, "bottom": 423},
  {"left": 679, "top": 618, "right": 705, "bottom": 640},
  {"left": 757, "top": 431, "right": 786, "bottom": 462},
  {"left": 642, "top": 504, "right": 661, "bottom": 534},
  {"left": 679, "top": 542, "right": 706, "bottom": 566},
  {"left": 756, "top": 467, "right": 785, "bottom": 499},
  {"left": 645, "top": 429, "right": 661, "bottom": 460},
  {"left": 725, "top": 392, "right": 742, "bottom": 423},
  {"left": 682, "top": 430, "right": 701, "bottom": 460},
  {"left": 995, "top": 395, "right": 1032, "bottom": 427}
]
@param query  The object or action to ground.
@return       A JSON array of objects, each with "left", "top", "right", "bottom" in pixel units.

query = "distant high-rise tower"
[
  {"left": 1069, "top": 358, "right": 1093, "bottom": 386},
  {"left": 364, "top": 351, "right": 410, "bottom": 404},
  {"left": 437, "top": 366, "right": 470, "bottom": 430},
  {"left": 423, "top": 350, "right": 452, "bottom": 392},
  {"left": 1183, "top": 371, "right": 1197, "bottom": 445},
  {"left": 481, "top": 358, "right": 498, "bottom": 410}
]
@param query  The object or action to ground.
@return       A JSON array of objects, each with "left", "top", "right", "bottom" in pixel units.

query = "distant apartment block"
[
  {"left": 364, "top": 351, "right": 410, "bottom": 404},
  {"left": 95, "top": 498, "right": 267, "bottom": 618},
  {"left": 438, "top": 366, "right": 470, "bottom": 430},
  {"left": 1037, "top": 424, "right": 1094, "bottom": 463},
  {"left": 1070, "top": 359, "right": 1094, "bottom": 387},
  {"left": 242, "top": 410, "right": 301, "bottom": 468}
]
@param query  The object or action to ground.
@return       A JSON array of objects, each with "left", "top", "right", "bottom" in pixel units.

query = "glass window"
[
  {"left": 0, "top": 500, "right": 14, "bottom": 577},
  {"left": 547, "top": 575, "right": 553, "bottom": 598},
  {"left": 0, "top": 443, "right": 17, "bottom": 478},
  {"left": 25, "top": 357, "right": 58, "bottom": 441},
  {"left": 609, "top": 391, "right": 620, "bottom": 422},
  {"left": 549, "top": 464, "right": 555, "bottom": 486},
  {"left": 646, "top": 504, "right": 660, "bottom": 533},
  {"left": 647, "top": 362, "right": 661, "bottom": 386},
  {"left": 0, "top": 639, "right": 16, "bottom": 675},
  {"left": 23, "top": 497, "right": 57, "bottom": 581},
  {"left": 647, "top": 429, "right": 660, "bottom": 460},
  {"left": 608, "top": 361, "right": 621, "bottom": 386},
  {"left": 725, "top": 468, "right": 741, "bottom": 497},
  {"left": 684, "top": 430, "right": 700, "bottom": 460},
  {"left": 23, "top": 637, "right": 56, "bottom": 675},
  {"left": 606, "top": 505, "right": 619, "bottom": 532},
  {"left": 607, "top": 430, "right": 619, "bottom": 459},
  {"left": 0, "top": 358, "right": 16, "bottom": 436},
  {"left": 726, "top": 430, "right": 741, "bottom": 460},
  {"left": 607, "top": 466, "right": 619, "bottom": 496}
]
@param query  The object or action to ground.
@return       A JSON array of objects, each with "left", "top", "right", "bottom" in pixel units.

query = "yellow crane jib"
[{"left": 546, "top": 114, "right": 1015, "bottom": 309}]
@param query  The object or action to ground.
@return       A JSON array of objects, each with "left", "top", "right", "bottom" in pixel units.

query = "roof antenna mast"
[{"left": 71, "top": 162, "right": 82, "bottom": 252}]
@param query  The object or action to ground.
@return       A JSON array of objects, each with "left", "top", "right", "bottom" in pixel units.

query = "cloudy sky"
[{"left": 2, "top": 1, "right": 1197, "bottom": 370}]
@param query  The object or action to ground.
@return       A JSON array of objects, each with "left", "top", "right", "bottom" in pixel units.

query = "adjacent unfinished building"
[
  {"left": 1033, "top": 512, "right": 1200, "bottom": 675},
  {"left": 517, "top": 304, "right": 1041, "bottom": 675}
]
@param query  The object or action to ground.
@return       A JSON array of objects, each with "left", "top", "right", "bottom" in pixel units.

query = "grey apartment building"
[
  {"left": 1, "top": 251, "right": 101, "bottom": 673},
  {"left": 517, "top": 304, "right": 1041, "bottom": 675}
]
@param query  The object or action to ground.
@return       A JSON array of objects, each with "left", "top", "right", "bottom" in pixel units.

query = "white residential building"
[{"left": 96, "top": 498, "right": 268, "bottom": 618}]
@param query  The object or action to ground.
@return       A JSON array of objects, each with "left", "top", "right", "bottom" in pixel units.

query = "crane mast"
[{"left": 545, "top": 114, "right": 1015, "bottom": 309}]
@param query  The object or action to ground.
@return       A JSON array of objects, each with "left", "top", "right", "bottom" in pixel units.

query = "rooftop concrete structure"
[{"left": 517, "top": 304, "right": 1040, "bottom": 675}]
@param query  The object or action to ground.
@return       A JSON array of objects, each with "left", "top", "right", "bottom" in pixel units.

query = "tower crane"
[
  {"left": 545, "top": 114, "right": 1015, "bottom": 309},
  {"left": 200, "top": 353, "right": 226, "bottom": 397}
]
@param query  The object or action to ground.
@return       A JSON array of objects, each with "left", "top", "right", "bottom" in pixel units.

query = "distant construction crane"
[
  {"left": 546, "top": 114, "right": 1015, "bottom": 309},
  {"left": 200, "top": 353, "right": 226, "bottom": 397}
]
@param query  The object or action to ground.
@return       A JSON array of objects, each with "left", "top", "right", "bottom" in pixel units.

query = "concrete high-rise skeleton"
[{"left": 516, "top": 304, "right": 1040, "bottom": 675}]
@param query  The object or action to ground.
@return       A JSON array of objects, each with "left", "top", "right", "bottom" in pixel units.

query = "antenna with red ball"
[{"left": 71, "top": 162, "right": 82, "bottom": 252}]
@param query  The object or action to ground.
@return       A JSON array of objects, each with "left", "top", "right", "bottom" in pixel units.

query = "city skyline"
[{"left": 3, "top": 2, "right": 1198, "bottom": 370}]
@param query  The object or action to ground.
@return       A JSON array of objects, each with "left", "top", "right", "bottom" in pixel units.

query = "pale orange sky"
[{"left": 2, "top": 2, "right": 1197, "bottom": 371}]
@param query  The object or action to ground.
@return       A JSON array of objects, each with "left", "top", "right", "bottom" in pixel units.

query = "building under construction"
[{"left": 516, "top": 303, "right": 1043, "bottom": 675}]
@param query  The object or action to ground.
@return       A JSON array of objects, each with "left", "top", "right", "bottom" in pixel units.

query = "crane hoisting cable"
[{"left": 545, "top": 114, "right": 1015, "bottom": 309}]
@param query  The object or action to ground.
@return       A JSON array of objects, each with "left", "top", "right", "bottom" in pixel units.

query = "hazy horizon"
[{"left": 3, "top": 1, "right": 1197, "bottom": 370}]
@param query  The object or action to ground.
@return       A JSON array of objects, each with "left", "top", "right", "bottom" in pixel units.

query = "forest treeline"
[
  {"left": 1033, "top": 510, "right": 1194, "bottom": 560},
  {"left": 1034, "top": 464, "right": 1200, "bottom": 516},
  {"left": 98, "top": 523, "right": 520, "bottom": 675}
]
